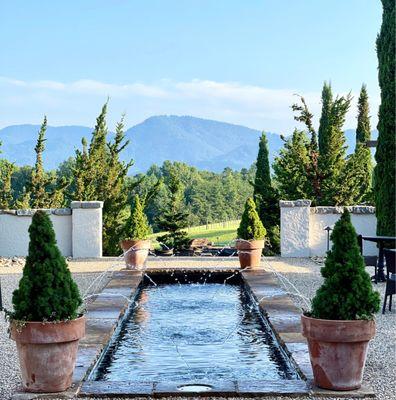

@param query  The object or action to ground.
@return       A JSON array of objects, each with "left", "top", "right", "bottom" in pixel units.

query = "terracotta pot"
[
  {"left": 120, "top": 239, "right": 151, "bottom": 269},
  {"left": 301, "top": 315, "right": 375, "bottom": 390},
  {"left": 10, "top": 316, "right": 85, "bottom": 393},
  {"left": 235, "top": 239, "right": 264, "bottom": 268}
]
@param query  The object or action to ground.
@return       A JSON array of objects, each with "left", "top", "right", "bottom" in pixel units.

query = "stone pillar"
[
  {"left": 71, "top": 201, "right": 103, "bottom": 258},
  {"left": 280, "top": 200, "right": 311, "bottom": 257}
]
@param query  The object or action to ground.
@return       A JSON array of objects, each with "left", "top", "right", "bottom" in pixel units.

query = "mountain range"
[{"left": 0, "top": 115, "right": 375, "bottom": 173}]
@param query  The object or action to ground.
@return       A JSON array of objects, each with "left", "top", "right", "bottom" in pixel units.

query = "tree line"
[{"left": 0, "top": 76, "right": 391, "bottom": 255}]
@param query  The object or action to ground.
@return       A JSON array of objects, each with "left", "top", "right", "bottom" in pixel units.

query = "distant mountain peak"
[{"left": 0, "top": 115, "right": 373, "bottom": 173}]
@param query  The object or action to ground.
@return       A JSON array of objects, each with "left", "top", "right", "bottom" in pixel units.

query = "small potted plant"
[
  {"left": 235, "top": 197, "right": 266, "bottom": 268},
  {"left": 8, "top": 211, "right": 85, "bottom": 393},
  {"left": 120, "top": 194, "right": 151, "bottom": 268},
  {"left": 302, "top": 210, "right": 380, "bottom": 390}
]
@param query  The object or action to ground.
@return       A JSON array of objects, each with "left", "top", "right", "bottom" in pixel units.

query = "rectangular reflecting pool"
[{"left": 90, "top": 271, "right": 300, "bottom": 383}]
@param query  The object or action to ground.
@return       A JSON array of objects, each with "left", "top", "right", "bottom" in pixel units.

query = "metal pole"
[{"left": 324, "top": 226, "right": 332, "bottom": 252}]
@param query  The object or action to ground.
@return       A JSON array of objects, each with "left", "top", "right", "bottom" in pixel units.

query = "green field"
[{"left": 149, "top": 220, "right": 239, "bottom": 247}]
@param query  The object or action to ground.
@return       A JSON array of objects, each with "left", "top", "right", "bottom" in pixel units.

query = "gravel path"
[{"left": 0, "top": 258, "right": 394, "bottom": 400}]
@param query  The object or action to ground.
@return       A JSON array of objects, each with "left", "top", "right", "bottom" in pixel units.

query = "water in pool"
[{"left": 93, "top": 272, "right": 298, "bottom": 382}]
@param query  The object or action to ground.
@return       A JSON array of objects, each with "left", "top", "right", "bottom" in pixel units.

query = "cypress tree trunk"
[
  {"left": 374, "top": 0, "right": 395, "bottom": 236},
  {"left": 252, "top": 132, "right": 280, "bottom": 254}
]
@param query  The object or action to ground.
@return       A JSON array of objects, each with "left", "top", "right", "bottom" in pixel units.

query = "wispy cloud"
[{"left": 0, "top": 76, "right": 379, "bottom": 133}]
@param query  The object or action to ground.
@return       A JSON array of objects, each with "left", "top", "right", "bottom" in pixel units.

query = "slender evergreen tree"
[
  {"left": 317, "top": 83, "right": 352, "bottom": 205},
  {"left": 252, "top": 132, "right": 280, "bottom": 254},
  {"left": 29, "top": 117, "right": 50, "bottom": 208},
  {"left": 318, "top": 82, "right": 333, "bottom": 154},
  {"left": 27, "top": 117, "right": 67, "bottom": 208},
  {"left": 356, "top": 84, "right": 371, "bottom": 146},
  {"left": 374, "top": 0, "right": 395, "bottom": 237}
]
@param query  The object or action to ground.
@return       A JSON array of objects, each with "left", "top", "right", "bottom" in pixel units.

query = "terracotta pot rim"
[
  {"left": 301, "top": 314, "right": 375, "bottom": 324},
  {"left": 235, "top": 238, "right": 265, "bottom": 243},
  {"left": 11, "top": 315, "right": 86, "bottom": 344},
  {"left": 120, "top": 238, "right": 151, "bottom": 244},
  {"left": 10, "top": 315, "right": 85, "bottom": 326},
  {"left": 301, "top": 314, "right": 375, "bottom": 343},
  {"left": 235, "top": 239, "right": 265, "bottom": 248}
]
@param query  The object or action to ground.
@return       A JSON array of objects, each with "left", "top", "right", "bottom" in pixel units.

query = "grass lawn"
[{"left": 149, "top": 220, "right": 239, "bottom": 247}]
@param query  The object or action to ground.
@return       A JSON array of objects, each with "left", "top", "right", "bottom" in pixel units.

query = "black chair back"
[{"left": 384, "top": 249, "right": 396, "bottom": 275}]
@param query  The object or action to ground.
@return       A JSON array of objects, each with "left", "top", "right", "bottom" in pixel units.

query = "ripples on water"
[{"left": 94, "top": 273, "right": 298, "bottom": 382}]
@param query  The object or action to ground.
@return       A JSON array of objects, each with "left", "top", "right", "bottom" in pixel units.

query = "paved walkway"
[{"left": 0, "top": 257, "right": 394, "bottom": 400}]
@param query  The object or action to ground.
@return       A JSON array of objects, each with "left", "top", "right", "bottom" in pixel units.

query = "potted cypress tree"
[
  {"left": 302, "top": 210, "right": 380, "bottom": 390},
  {"left": 120, "top": 194, "right": 151, "bottom": 268},
  {"left": 235, "top": 197, "right": 266, "bottom": 268},
  {"left": 8, "top": 211, "right": 84, "bottom": 393}
]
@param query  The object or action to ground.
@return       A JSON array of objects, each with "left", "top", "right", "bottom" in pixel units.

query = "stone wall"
[
  {"left": 280, "top": 200, "right": 377, "bottom": 257},
  {"left": 0, "top": 201, "right": 103, "bottom": 258}
]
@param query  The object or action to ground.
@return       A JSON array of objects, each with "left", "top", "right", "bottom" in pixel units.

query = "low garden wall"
[
  {"left": 0, "top": 201, "right": 103, "bottom": 258},
  {"left": 280, "top": 200, "right": 377, "bottom": 257}
]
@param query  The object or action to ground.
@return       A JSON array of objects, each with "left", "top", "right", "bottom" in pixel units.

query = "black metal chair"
[{"left": 382, "top": 249, "right": 396, "bottom": 314}]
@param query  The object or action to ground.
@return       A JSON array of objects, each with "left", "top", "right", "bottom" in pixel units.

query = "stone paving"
[{"left": 1, "top": 257, "right": 394, "bottom": 400}]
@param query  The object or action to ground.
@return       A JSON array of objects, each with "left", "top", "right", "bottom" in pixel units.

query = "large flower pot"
[
  {"left": 235, "top": 239, "right": 264, "bottom": 268},
  {"left": 120, "top": 239, "right": 151, "bottom": 269},
  {"left": 10, "top": 316, "right": 85, "bottom": 393},
  {"left": 301, "top": 315, "right": 375, "bottom": 390}
]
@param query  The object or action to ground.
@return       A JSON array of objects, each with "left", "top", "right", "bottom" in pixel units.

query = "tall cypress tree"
[
  {"left": 318, "top": 82, "right": 333, "bottom": 154},
  {"left": 374, "top": 0, "right": 395, "bottom": 236},
  {"left": 317, "top": 82, "right": 351, "bottom": 205},
  {"left": 335, "top": 84, "right": 374, "bottom": 205},
  {"left": 252, "top": 132, "right": 280, "bottom": 254},
  {"left": 356, "top": 84, "right": 371, "bottom": 146}
]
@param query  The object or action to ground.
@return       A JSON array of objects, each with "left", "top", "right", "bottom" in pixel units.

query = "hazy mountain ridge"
[{"left": 0, "top": 115, "right": 375, "bottom": 173}]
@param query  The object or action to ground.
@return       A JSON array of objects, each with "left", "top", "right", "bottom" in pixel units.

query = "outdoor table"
[{"left": 357, "top": 235, "right": 396, "bottom": 283}]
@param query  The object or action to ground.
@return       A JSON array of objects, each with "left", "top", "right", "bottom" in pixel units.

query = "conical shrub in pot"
[
  {"left": 120, "top": 194, "right": 151, "bottom": 269},
  {"left": 236, "top": 197, "right": 266, "bottom": 268},
  {"left": 302, "top": 210, "right": 380, "bottom": 390},
  {"left": 10, "top": 210, "right": 84, "bottom": 393}
]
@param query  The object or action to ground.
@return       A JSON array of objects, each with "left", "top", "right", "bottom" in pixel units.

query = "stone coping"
[
  {"left": 0, "top": 208, "right": 72, "bottom": 216},
  {"left": 311, "top": 206, "right": 375, "bottom": 214},
  {"left": 279, "top": 200, "right": 375, "bottom": 214},
  {"left": 0, "top": 201, "right": 104, "bottom": 217},
  {"left": 12, "top": 267, "right": 375, "bottom": 399},
  {"left": 71, "top": 201, "right": 104, "bottom": 209},
  {"left": 279, "top": 200, "right": 312, "bottom": 207}
]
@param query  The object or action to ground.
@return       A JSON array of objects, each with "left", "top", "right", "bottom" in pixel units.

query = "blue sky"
[{"left": 0, "top": 0, "right": 382, "bottom": 132}]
